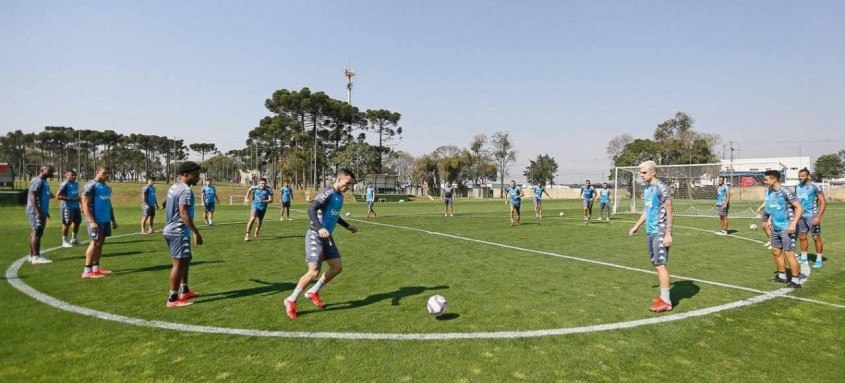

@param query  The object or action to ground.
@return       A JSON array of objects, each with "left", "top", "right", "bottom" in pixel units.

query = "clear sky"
[{"left": 2, "top": 1, "right": 843, "bottom": 183}]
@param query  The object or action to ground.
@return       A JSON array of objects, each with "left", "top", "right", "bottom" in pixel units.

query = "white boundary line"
[{"left": 5, "top": 216, "right": 841, "bottom": 341}]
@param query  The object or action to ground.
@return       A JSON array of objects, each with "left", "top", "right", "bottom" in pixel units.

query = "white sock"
[
  {"left": 287, "top": 287, "right": 303, "bottom": 302},
  {"left": 62, "top": 236, "right": 68, "bottom": 243},
  {"left": 71, "top": 233, "right": 77, "bottom": 240},
  {"left": 800, "top": 252, "right": 808, "bottom": 260},
  {"left": 307, "top": 280, "right": 325, "bottom": 294},
  {"left": 660, "top": 288, "right": 671, "bottom": 304},
  {"left": 816, "top": 253, "right": 822, "bottom": 262}
]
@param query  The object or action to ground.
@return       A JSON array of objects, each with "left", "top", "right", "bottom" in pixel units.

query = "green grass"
[{"left": 1, "top": 199, "right": 843, "bottom": 382}]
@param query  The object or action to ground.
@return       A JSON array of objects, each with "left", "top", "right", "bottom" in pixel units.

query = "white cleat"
[
  {"left": 61, "top": 241, "right": 73, "bottom": 248},
  {"left": 31, "top": 256, "right": 53, "bottom": 264}
]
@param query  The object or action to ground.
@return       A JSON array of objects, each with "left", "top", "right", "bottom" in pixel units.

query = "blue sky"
[{"left": 2, "top": 1, "right": 843, "bottom": 183}]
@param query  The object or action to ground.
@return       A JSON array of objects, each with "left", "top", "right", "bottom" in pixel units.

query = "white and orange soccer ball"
[
  {"left": 426, "top": 295, "right": 448, "bottom": 317},
  {"left": 750, "top": 224, "right": 758, "bottom": 230},
  {"left": 345, "top": 212, "right": 351, "bottom": 217},
  {"left": 559, "top": 212, "right": 565, "bottom": 216}
]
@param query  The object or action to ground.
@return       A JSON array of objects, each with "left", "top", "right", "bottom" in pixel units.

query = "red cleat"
[
  {"left": 94, "top": 267, "right": 112, "bottom": 275},
  {"left": 81, "top": 271, "right": 104, "bottom": 279},
  {"left": 649, "top": 298, "right": 673, "bottom": 312},
  {"left": 244, "top": 233, "right": 250, "bottom": 241},
  {"left": 254, "top": 230, "right": 260, "bottom": 237},
  {"left": 166, "top": 299, "right": 194, "bottom": 308},
  {"left": 179, "top": 290, "right": 199, "bottom": 300},
  {"left": 305, "top": 292, "right": 326, "bottom": 308},
  {"left": 283, "top": 299, "right": 297, "bottom": 319}
]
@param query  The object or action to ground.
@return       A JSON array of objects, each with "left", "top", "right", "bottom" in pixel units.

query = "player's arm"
[
  {"left": 307, "top": 194, "right": 327, "bottom": 234},
  {"left": 815, "top": 188, "right": 826, "bottom": 224},
  {"left": 111, "top": 202, "right": 118, "bottom": 229},
  {"left": 579, "top": 188, "right": 584, "bottom": 198},
  {"left": 81, "top": 187, "right": 96, "bottom": 228},
  {"left": 724, "top": 186, "right": 730, "bottom": 206},
  {"left": 756, "top": 201, "right": 765, "bottom": 213},
  {"left": 592, "top": 188, "right": 598, "bottom": 201},
  {"left": 629, "top": 210, "right": 646, "bottom": 236},
  {"left": 265, "top": 190, "right": 273, "bottom": 204},
  {"left": 57, "top": 184, "right": 69, "bottom": 202},
  {"left": 180, "top": 201, "right": 202, "bottom": 245},
  {"left": 215, "top": 189, "right": 221, "bottom": 204},
  {"left": 337, "top": 217, "right": 358, "bottom": 233},
  {"left": 543, "top": 188, "right": 551, "bottom": 198},
  {"left": 788, "top": 200, "right": 803, "bottom": 234},
  {"left": 662, "top": 199, "right": 674, "bottom": 246},
  {"left": 29, "top": 183, "right": 44, "bottom": 219}
]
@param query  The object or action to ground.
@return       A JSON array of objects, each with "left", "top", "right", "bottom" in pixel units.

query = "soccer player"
[
  {"left": 26, "top": 165, "right": 55, "bottom": 264},
  {"left": 162, "top": 161, "right": 203, "bottom": 308},
  {"left": 579, "top": 180, "right": 597, "bottom": 224},
  {"left": 442, "top": 182, "right": 455, "bottom": 216},
  {"left": 506, "top": 180, "right": 524, "bottom": 226},
  {"left": 81, "top": 166, "right": 118, "bottom": 279},
  {"left": 201, "top": 178, "right": 220, "bottom": 225},
  {"left": 795, "top": 168, "right": 826, "bottom": 269},
  {"left": 715, "top": 176, "right": 730, "bottom": 235},
  {"left": 284, "top": 168, "right": 358, "bottom": 319},
  {"left": 279, "top": 180, "right": 293, "bottom": 221},
  {"left": 244, "top": 177, "right": 273, "bottom": 241},
  {"left": 628, "top": 161, "right": 674, "bottom": 312},
  {"left": 762, "top": 169, "right": 803, "bottom": 288},
  {"left": 141, "top": 177, "right": 158, "bottom": 234},
  {"left": 532, "top": 182, "right": 551, "bottom": 219},
  {"left": 57, "top": 170, "right": 82, "bottom": 247},
  {"left": 365, "top": 182, "right": 377, "bottom": 218},
  {"left": 597, "top": 182, "right": 612, "bottom": 221}
]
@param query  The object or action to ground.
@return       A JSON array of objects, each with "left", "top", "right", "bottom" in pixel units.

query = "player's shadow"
[
  {"left": 309, "top": 285, "right": 450, "bottom": 315},
  {"left": 52, "top": 250, "right": 148, "bottom": 262},
  {"left": 669, "top": 280, "right": 700, "bottom": 307},
  {"left": 113, "top": 260, "right": 224, "bottom": 275},
  {"left": 258, "top": 234, "right": 304, "bottom": 240},
  {"left": 811, "top": 254, "right": 825, "bottom": 262},
  {"left": 198, "top": 279, "right": 297, "bottom": 303}
]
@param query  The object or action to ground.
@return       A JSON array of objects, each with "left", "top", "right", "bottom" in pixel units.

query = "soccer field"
[{"left": 1, "top": 200, "right": 843, "bottom": 382}]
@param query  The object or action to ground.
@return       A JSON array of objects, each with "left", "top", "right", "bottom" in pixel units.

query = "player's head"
[
  {"left": 94, "top": 166, "right": 112, "bottom": 182},
  {"left": 146, "top": 176, "right": 156, "bottom": 185},
  {"left": 284, "top": 179, "right": 290, "bottom": 186},
  {"left": 176, "top": 161, "right": 202, "bottom": 186},
  {"left": 585, "top": 180, "right": 591, "bottom": 186},
  {"left": 798, "top": 168, "right": 811, "bottom": 184},
  {"left": 39, "top": 164, "right": 55, "bottom": 178},
  {"left": 259, "top": 177, "right": 267, "bottom": 187},
  {"left": 335, "top": 168, "right": 356, "bottom": 192},
  {"left": 717, "top": 176, "right": 725, "bottom": 186},
  {"left": 763, "top": 170, "right": 781, "bottom": 188},
  {"left": 638, "top": 161, "right": 657, "bottom": 183},
  {"left": 65, "top": 170, "right": 77, "bottom": 181},
  {"left": 602, "top": 182, "right": 608, "bottom": 188},
  {"left": 509, "top": 180, "right": 516, "bottom": 187},
  {"left": 205, "top": 178, "right": 212, "bottom": 185}
]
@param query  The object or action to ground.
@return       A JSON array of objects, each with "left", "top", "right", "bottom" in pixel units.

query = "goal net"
[{"left": 613, "top": 162, "right": 787, "bottom": 218}]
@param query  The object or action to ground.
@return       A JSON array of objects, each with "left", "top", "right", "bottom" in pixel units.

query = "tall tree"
[
  {"left": 365, "top": 109, "right": 402, "bottom": 173},
  {"left": 491, "top": 131, "right": 517, "bottom": 197},
  {"left": 653, "top": 112, "right": 719, "bottom": 164},
  {"left": 524, "top": 154, "right": 559, "bottom": 185},
  {"left": 189, "top": 143, "right": 219, "bottom": 164},
  {"left": 813, "top": 154, "right": 844, "bottom": 180}
]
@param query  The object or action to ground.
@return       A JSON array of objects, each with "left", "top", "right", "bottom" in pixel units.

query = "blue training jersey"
[
  {"left": 142, "top": 185, "right": 157, "bottom": 206},
  {"left": 643, "top": 180, "right": 671, "bottom": 235},
  {"left": 58, "top": 180, "right": 80, "bottom": 209},
  {"left": 581, "top": 186, "right": 595, "bottom": 200},
  {"left": 164, "top": 182, "right": 195, "bottom": 236},
  {"left": 82, "top": 180, "right": 113, "bottom": 223},
  {"left": 533, "top": 185, "right": 544, "bottom": 200},
  {"left": 251, "top": 186, "right": 273, "bottom": 210},
  {"left": 202, "top": 185, "right": 217, "bottom": 204},
  {"left": 366, "top": 186, "right": 375, "bottom": 202},
  {"left": 599, "top": 188, "right": 610, "bottom": 203},
  {"left": 765, "top": 187, "right": 798, "bottom": 231},
  {"left": 26, "top": 176, "right": 51, "bottom": 216},
  {"left": 507, "top": 186, "right": 522, "bottom": 205},
  {"left": 716, "top": 184, "right": 729, "bottom": 205},
  {"left": 795, "top": 182, "right": 822, "bottom": 218},
  {"left": 309, "top": 186, "right": 344, "bottom": 234},
  {"left": 281, "top": 186, "right": 293, "bottom": 203}
]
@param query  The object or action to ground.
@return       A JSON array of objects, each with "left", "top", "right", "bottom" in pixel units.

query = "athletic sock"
[
  {"left": 792, "top": 274, "right": 802, "bottom": 284},
  {"left": 62, "top": 236, "right": 68, "bottom": 243},
  {"left": 660, "top": 288, "right": 671, "bottom": 304},
  {"left": 307, "top": 280, "right": 325, "bottom": 294},
  {"left": 71, "top": 233, "right": 78, "bottom": 240},
  {"left": 92, "top": 263, "right": 100, "bottom": 272},
  {"left": 84, "top": 265, "right": 93, "bottom": 273},
  {"left": 287, "top": 287, "right": 303, "bottom": 302},
  {"left": 778, "top": 272, "right": 787, "bottom": 280},
  {"left": 180, "top": 284, "right": 190, "bottom": 294},
  {"left": 169, "top": 291, "right": 178, "bottom": 302},
  {"left": 816, "top": 253, "right": 823, "bottom": 262}
]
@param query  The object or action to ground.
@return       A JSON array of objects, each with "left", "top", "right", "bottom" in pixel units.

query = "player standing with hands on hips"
[{"left": 629, "top": 161, "right": 674, "bottom": 312}]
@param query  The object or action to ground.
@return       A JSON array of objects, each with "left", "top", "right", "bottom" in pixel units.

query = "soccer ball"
[
  {"left": 426, "top": 295, "right": 448, "bottom": 317},
  {"left": 345, "top": 212, "right": 351, "bottom": 217},
  {"left": 749, "top": 224, "right": 758, "bottom": 230},
  {"left": 559, "top": 212, "right": 565, "bottom": 216}
]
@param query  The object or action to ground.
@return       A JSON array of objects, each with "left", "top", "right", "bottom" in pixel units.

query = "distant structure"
[{"left": 344, "top": 66, "right": 356, "bottom": 104}]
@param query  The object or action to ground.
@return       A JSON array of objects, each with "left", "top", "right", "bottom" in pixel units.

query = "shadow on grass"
[
  {"left": 302, "top": 285, "right": 450, "bottom": 316},
  {"left": 198, "top": 279, "right": 297, "bottom": 304},
  {"left": 669, "top": 280, "right": 700, "bottom": 307},
  {"left": 52, "top": 250, "right": 148, "bottom": 262},
  {"left": 436, "top": 313, "right": 460, "bottom": 321},
  {"left": 112, "top": 260, "right": 224, "bottom": 275},
  {"left": 251, "top": 235, "right": 304, "bottom": 241}
]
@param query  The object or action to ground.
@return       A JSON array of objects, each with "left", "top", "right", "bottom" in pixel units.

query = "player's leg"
[
  {"left": 306, "top": 242, "right": 342, "bottom": 309},
  {"left": 254, "top": 210, "right": 265, "bottom": 236},
  {"left": 91, "top": 224, "right": 111, "bottom": 275},
  {"left": 71, "top": 210, "right": 81, "bottom": 244},
  {"left": 141, "top": 207, "right": 148, "bottom": 233},
  {"left": 647, "top": 234, "right": 672, "bottom": 311},
  {"left": 811, "top": 224, "right": 824, "bottom": 267},
  {"left": 515, "top": 204, "right": 521, "bottom": 224},
  {"left": 148, "top": 211, "right": 155, "bottom": 233},
  {"left": 60, "top": 209, "right": 71, "bottom": 247},
  {"left": 245, "top": 211, "right": 256, "bottom": 240}
]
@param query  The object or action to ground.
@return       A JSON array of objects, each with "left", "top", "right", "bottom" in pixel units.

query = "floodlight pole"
[{"left": 345, "top": 67, "right": 356, "bottom": 105}]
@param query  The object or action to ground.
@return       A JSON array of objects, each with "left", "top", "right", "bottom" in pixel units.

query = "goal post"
[{"left": 613, "top": 162, "right": 787, "bottom": 218}]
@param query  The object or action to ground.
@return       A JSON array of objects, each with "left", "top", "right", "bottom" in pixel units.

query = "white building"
[{"left": 721, "top": 157, "right": 811, "bottom": 186}]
